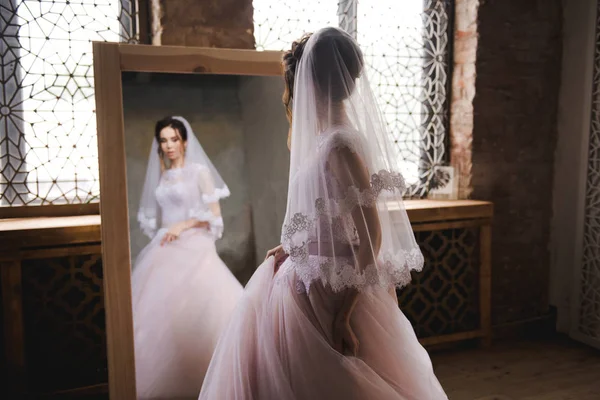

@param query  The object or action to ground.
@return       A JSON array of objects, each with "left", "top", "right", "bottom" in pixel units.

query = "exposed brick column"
[
  {"left": 150, "top": 0, "right": 255, "bottom": 49},
  {"left": 451, "top": 0, "right": 479, "bottom": 199}
]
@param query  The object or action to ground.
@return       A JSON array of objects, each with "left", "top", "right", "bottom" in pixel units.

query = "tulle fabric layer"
[
  {"left": 132, "top": 228, "right": 243, "bottom": 399},
  {"left": 199, "top": 257, "right": 447, "bottom": 400}
]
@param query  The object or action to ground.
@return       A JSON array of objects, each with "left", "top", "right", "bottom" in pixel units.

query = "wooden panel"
[
  {"left": 403, "top": 199, "right": 493, "bottom": 223},
  {"left": 411, "top": 218, "right": 490, "bottom": 232},
  {"left": 93, "top": 41, "right": 137, "bottom": 400},
  {"left": 0, "top": 215, "right": 100, "bottom": 232},
  {"left": 21, "top": 254, "right": 106, "bottom": 393},
  {"left": 0, "top": 216, "right": 101, "bottom": 254},
  {"left": 1, "top": 260, "right": 25, "bottom": 396},
  {"left": 399, "top": 227, "right": 481, "bottom": 339},
  {"left": 0, "top": 203, "right": 99, "bottom": 219},
  {"left": 480, "top": 224, "right": 492, "bottom": 347},
  {"left": 118, "top": 44, "right": 284, "bottom": 76},
  {"left": 10, "top": 245, "right": 102, "bottom": 262}
]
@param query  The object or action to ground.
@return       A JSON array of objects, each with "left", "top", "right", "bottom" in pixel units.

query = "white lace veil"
[
  {"left": 281, "top": 27, "right": 424, "bottom": 293},
  {"left": 137, "top": 116, "right": 230, "bottom": 238}
]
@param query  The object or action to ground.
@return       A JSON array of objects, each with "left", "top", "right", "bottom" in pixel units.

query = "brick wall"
[
  {"left": 151, "top": 0, "right": 254, "bottom": 48},
  {"left": 451, "top": 0, "right": 478, "bottom": 200},
  {"left": 472, "top": 0, "right": 562, "bottom": 325}
]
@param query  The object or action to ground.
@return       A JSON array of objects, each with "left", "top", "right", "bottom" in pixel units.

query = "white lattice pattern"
[
  {"left": 253, "top": 0, "right": 453, "bottom": 197},
  {"left": 0, "top": 0, "right": 137, "bottom": 205}
]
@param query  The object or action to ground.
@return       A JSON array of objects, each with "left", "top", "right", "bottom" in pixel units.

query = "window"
[
  {"left": 0, "top": 0, "right": 137, "bottom": 206},
  {"left": 254, "top": 0, "right": 453, "bottom": 197},
  {"left": 1, "top": 0, "right": 452, "bottom": 205}
]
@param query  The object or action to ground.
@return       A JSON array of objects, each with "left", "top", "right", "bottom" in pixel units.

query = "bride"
[
  {"left": 199, "top": 27, "right": 447, "bottom": 399},
  {"left": 132, "top": 116, "right": 243, "bottom": 399}
]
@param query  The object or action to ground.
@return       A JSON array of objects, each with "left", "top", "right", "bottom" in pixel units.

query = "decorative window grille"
[
  {"left": 1, "top": 0, "right": 452, "bottom": 204},
  {"left": 254, "top": 0, "right": 454, "bottom": 197},
  {"left": 0, "top": 0, "right": 138, "bottom": 206}
]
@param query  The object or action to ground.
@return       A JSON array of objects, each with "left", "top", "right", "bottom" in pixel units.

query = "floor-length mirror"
[{"left": 121, "top": 71, "right": 289, "bottom": 399}]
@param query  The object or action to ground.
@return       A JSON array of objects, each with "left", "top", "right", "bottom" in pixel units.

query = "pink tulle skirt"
[
  {"left": 199, "top": 257, "right": 448, "bottom": 400},
  {"left": 132, "top": 228, "right": 243, "bottom": 399}
]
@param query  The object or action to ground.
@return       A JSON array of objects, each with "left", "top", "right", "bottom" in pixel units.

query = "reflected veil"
[{"left": 137, "top": 116, "right": 230, "bottom": 239}]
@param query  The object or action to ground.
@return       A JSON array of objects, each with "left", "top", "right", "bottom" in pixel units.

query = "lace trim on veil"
[
  {"left": 280, "top": 246, "right": 424, "bottom": 294},
  {"left": 138, "top": 209, "right": 158, "bottom": 239},
  {"left": 282, "top": 169, "right": 424, "bottom": 293},
  {"left": 202, "top": 187, "right": 231, "bottom": 204},
  {"left": 189, "top": 209, "right": 225, "bottom": 239}
]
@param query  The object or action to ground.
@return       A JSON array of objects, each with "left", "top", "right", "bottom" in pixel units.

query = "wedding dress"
[
  {"left": 198, "top": 27, "right": 447, "bottom": 400},
  {"left": 133, "top": 117, "right": 243, "bottom": 399}
]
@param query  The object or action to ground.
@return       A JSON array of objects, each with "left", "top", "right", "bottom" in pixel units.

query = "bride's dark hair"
[
  {"left": 155, "top": 116, "right": 188, "bottom": 145},
  {"left": 154, "top": 116, "right": 188, "bottom": 170},
  {"left": 281, "top": 27, "right": 364, "bottom": 124}
]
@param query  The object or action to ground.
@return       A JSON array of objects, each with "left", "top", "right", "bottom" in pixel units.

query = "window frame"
[
  {"left": 254, "top": 0, "right": 456, "bottom": 198},
  {"left": 0, "top": 0, "right": 464, "bottom": 217},
  {"left": 0, "top": 0, "right": 142, "bottom": 215}
]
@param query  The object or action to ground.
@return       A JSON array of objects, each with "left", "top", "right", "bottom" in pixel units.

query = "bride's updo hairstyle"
[{"left": 282, "top": 27, "right": 364, "bottom": 124}]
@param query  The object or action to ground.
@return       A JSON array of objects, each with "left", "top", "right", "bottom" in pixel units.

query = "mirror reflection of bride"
[{"left": 132, "top": 116, "right": 243, "bottom": 399}]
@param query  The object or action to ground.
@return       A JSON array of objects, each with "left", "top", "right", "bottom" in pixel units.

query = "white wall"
[{"left": 550, "top": 0, "right": 596, "bottom": 332}]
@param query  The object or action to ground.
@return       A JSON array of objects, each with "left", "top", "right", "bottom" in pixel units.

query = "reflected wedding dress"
[{"left": 132, "top": 162, "right": 243, "bottom": 399}]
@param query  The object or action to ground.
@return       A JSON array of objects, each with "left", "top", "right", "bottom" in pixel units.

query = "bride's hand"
[
  {"left": 265, "top": 244, "right": 288, "bottom": 274},
  {"left": 265, "top": 244, "right": 283, "bottom": 260},
  {"left": 332, "top": 312, "right": 359, "bottom": 356},
  {"left": 161, "top": 223, "right": 185, "bottom": 246}
]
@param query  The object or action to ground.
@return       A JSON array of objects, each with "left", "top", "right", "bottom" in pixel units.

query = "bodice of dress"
[
  {"left": 281, "top": 130, "right": 423, "bottom": 294},
  {"left": 155, "top": 164, "right": 224, "bottom": 239}
]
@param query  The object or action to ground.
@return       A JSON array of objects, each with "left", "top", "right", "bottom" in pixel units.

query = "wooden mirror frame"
[{"left": 92, "top": 42, "right": 283, "bottom": 399}]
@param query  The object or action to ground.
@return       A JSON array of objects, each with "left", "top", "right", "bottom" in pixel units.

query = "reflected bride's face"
[{"left": 159, "top": 126, "right": 186, "bottom": 163}]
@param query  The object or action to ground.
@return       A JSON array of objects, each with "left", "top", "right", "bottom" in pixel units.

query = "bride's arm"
[
  {"left": 170, "top": 165, "right": 222, "bottom": 236},
  {"left": 161, "top": 199, "right": 219, "bottom": 245},
  {"left": 328, "top": 145, "right": 383, "bottom": 351},
  {"left": 164, "top": 202, "right": 217, "bottom": 237},
  {"left": 174, "top": 218, "right": 210, "bottom": 232},
  {"left": 161, "top": 218, "right": 209, "bottom": 245}
]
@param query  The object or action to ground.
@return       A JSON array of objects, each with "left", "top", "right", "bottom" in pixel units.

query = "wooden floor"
[
  {"left": 34, "top": 335, "right": 600, "bottom": 399},
  {"left": 432, "top": 335, "right": 600, "bottom": 400}
]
